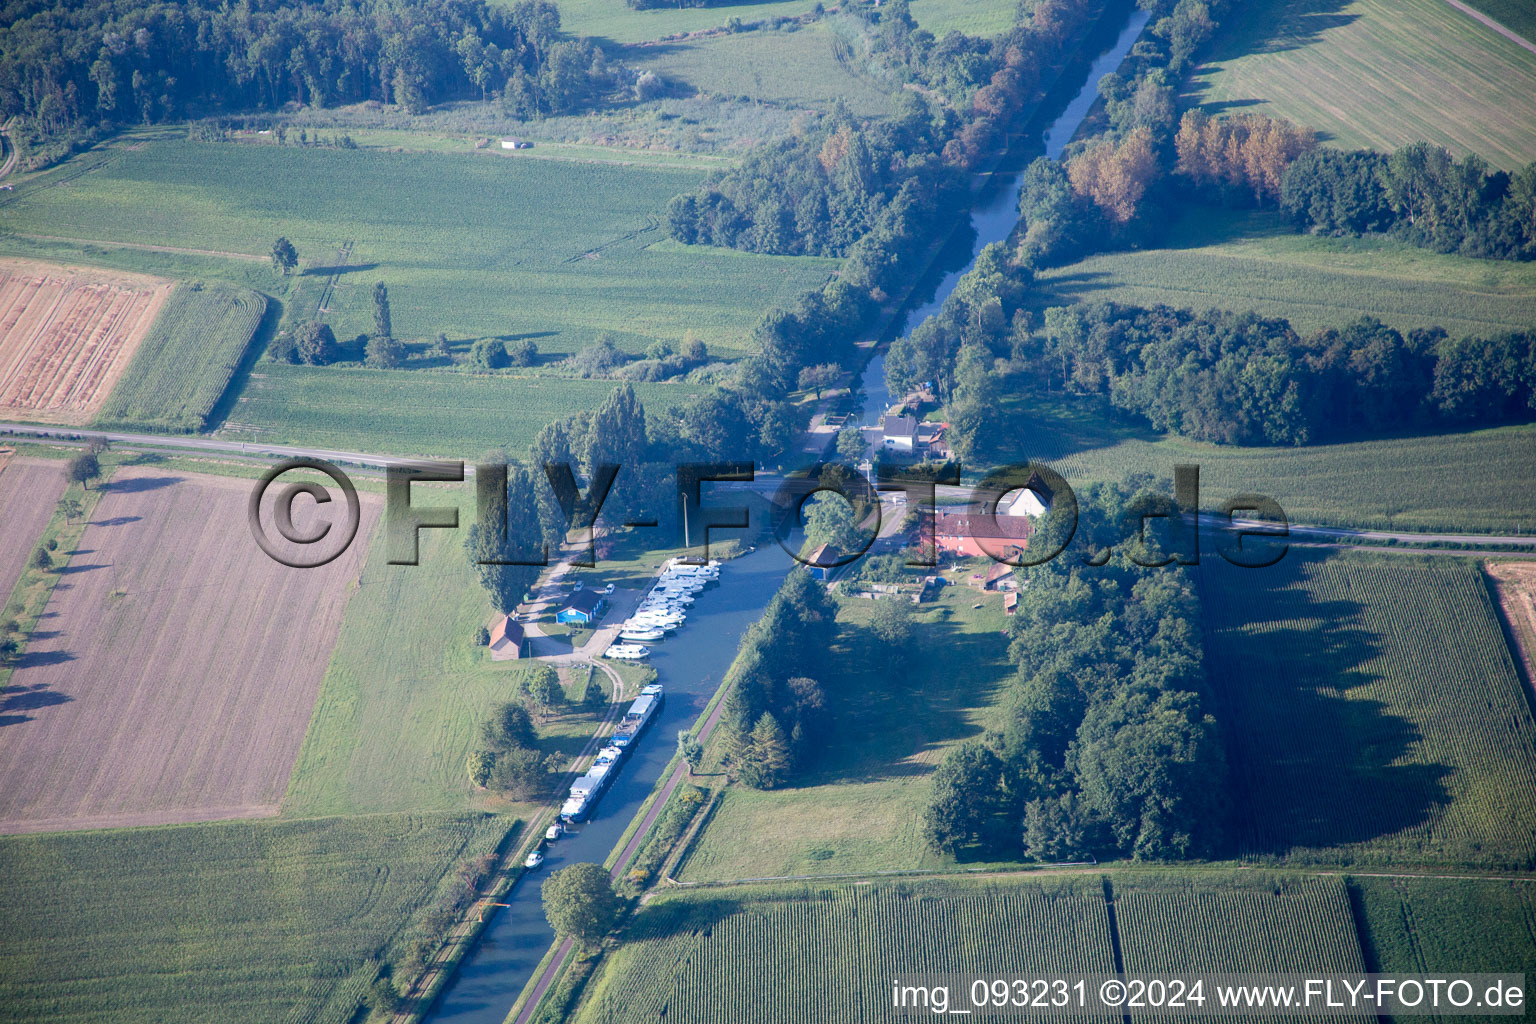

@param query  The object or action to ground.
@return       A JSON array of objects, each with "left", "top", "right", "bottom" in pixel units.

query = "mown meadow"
[
  {"left": 282, "top": 491, "right": 612, "bottom": 817},
  {"left": 1, "top": 136, "right": 834, "bottom": 356},
  {"left": 1006, "top": 391, "right": 1536, "bottom": 534},
  {"left": 1190, "top": 0, "right": 1536, "bottom": 170},
  {"left": 226, "top": 363, "right": 687, "bottom": 457},
  {"left": 0, "top": 812, "right": 506, "bottom": 1024},
  {"left": 1035, "top": 209, "right": 1536, "bottom": 341}
]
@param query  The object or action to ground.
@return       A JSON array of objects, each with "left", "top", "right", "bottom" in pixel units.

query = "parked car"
[{"left": 601, "top": 583, "right": 615, "bottom": 594}]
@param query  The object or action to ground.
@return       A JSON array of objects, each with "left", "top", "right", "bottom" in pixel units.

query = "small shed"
[
  {"left": 983, "top": 561, "right": 1015, "bottom": 591},
  {"left": 500, "top": 136, "right": 533, "bottom": 150},
  {"left": 488, "top": 615, "right": 527, "bottom": 660},
  {"left": 806, "top": 542, "right": 836, "bottom": 581},
  {"left": 556, "top": 589, "right": 609, "bottom": 625},
  {"left": 1003, "top": 591, "right": 1019, "bottom": 615}
]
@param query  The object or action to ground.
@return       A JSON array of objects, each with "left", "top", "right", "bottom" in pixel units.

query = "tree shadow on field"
[
  {"left": 301, "top": 262, "right": 379, "bottom": 277},
  {"left": 621, "top": 896, "right": 739, "bottom": 940},
  {"left": 1200, "top": 554, "right": 1451, "bottom": 857},
  {"left": 8, "top": 648, "right": 75, "bottom": 670},
  {"left": 795, "top": 606, "right": 1009, "bottom": 787},
  {"left": 1200, "top": 0, "right": 1358, "bottom": 60},
  {"left": 88, "top": 516, "right": 140, "bottom": 528},
  {"left": 0, "top": 683, "right": 74, "bottom": 725},
  {"left": 99, "top": 475, "right": 181, "bottom": 494},
  {"left": 54, "top": 563, "right": 108, "bottom": 575}
]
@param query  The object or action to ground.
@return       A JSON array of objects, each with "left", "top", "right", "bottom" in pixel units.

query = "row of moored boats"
[
  {"left": 603, "top": 558, "right": 721, "bottom": 660},
  {"left": 559, "top": 683, "right": 663, "bottom": 823}
]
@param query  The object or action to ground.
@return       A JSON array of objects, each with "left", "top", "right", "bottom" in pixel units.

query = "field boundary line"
[
  {"left": 11, "top": 233, "right": 267, "bottom": 262},
  {"left": 1439, "top": 0, "right": 1536, "bottom": 54}
]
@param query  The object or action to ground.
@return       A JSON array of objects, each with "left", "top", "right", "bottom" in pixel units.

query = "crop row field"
[
  {"left": 0, "top": 811, "right": 506, "bottom": 1024},
  {"left": 1190, "top": 0, "right": 1536, "bottom": 170},
  {"left": 1035, "top": 209, "right": 1536, "bottom": 342},
  {"left": 0, "top": 258, "right": 174, "bottom": 425},
  {"left": 1, "top": 138, "right": 834, "bottom": 358},
  {"left": 1350, "top": 875, "right": 1536, "bottom": 980},
  {"left": 1200, "top": 553, "right": 1536, "bottom": 868},
  {"left": 226, "top": 363, "right": 687, "bottom": 458},
  {"left": 94, "top": 282, "right": 267, "bottom": 432},
  {"left": 576, "top": 876, "right": 1381, "bottom": 1024},
  {"left": 0, "top": 468, "right": 378, "bottom": 834}
]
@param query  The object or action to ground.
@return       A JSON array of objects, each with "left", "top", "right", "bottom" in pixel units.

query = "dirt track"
[
  {"left": 1488, "top": 561, "right": 1536, "bottom": 685},
  {"left": 0, "top": 456, "right": 66, "bottom": 596},
  {"left": 0, "top": 468, "right": 377, "bottom": 833}
]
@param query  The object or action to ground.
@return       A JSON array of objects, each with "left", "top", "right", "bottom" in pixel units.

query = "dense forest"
[
  {"left": 923, "top": 481, "right": 1227, "bottom": 862},
  {"left": 0, "top": 0, "right": 615, "bottom": 164}
]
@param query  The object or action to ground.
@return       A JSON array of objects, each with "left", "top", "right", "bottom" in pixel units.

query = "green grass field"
[
  {"left": 1351, "top": 875, "right": 1536, "bottom": 978},
  {"left": 1200, "top": 553, "right": 1536, "bottom": 868},
  {"left": 907, "top": 0, "right": 1020, "bottom": 37},
  {"left": 540, "top": 0, "right": 1015, "bottom": 46},
  {"left": 544, "top": 0, "right": 818, "bottom": 44},
  {"left": 1036, "top": 209, "right": 1536, "bottom": 341},
  {"left": 675, "top": 579, "right": 1013, "bottom": 882},
  {"left": 94, "top": 283, "right": 267, "bottom": 432},
  {"left": 1457, "top": 0, "right": 1536, "bottom": 41},
  {"left": 1, "top": 136, "right": 833, "bottom": 356},
  {"left": 629, "top": 21, "right": 899, "bottom": 116},
  {"left": 0, "top": 812, "right": 506, "bottom": 1024},
  {"left": 1011, "top": 395, "right": 1536, "bottom": 533},
  {"left": 226, "top": 363, "right": 687, "bottom": 457},
  {"left": 577, "top": 874, "right": 1387, "bottom": 1024},
  {"left": 1190, "top": 0, "right": 1536, "bottom": 170},
  {"left": 1115, "top": 875, "right": 1368, "bottom": 978},
  {"left": 577, "top": 878, "right": 1120, "bottom": 1024},
  {"left": 282, "top": 493, "right": 612, "bottom": 816}
]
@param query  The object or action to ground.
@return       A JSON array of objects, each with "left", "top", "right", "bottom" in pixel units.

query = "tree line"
[
  {"left": 923, "top": 481, "right": 1227, "bottom": 862},
  {"left": 719, "top": 569, "right": 839, "bottom": 789},
  {"left": 892, "top": 211, "right": 1535, "bottom": 454},
  {"left": 0, "top": 0, "right": 617, "bottom": 164}
]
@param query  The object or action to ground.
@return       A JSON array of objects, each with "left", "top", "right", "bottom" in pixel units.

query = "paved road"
[{"left": 9, "top": 422, "right": 1532, "bottom": 553}]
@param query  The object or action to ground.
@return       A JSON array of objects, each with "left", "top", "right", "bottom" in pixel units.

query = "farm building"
[
  {"left": 929, "top": 505, "right": 1032, "bottom": 559},
  {"left": 556, "top": 589, "right": 608, "bottom": 625},
  {"left": 983, "top": 561, "right": 1015, "bottom": 591},
  {"left": 881, "top": 415, "right": 918, "bottom": 451},
  {"left": 488, "top": 616, "right": 527, "bottom": 660},
  {"left": 500, "top": 136, "right": 533, "bottom": 149},
  {"left": 1004, "top": 591, "right": 1019, "bottom": 615}
]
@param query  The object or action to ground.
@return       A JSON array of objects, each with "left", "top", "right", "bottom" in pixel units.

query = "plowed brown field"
[
  {"left": 0, "top": 468, "right": 378, "bottom": 833},
  {"left": 0, "top": 455, "right": 67, "bottom": 597},
  {"left": 0, "top": 259, "right": 174, "bottom": 425}
]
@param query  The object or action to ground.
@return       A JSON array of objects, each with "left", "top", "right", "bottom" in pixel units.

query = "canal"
[{"left": 426, "top": 5, "right": 1151, "bottom": 1021}]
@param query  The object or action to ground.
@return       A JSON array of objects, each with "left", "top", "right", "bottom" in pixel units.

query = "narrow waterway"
[
  {"left": 426, "top": 7, "right": 1149, "bottom": 1022},
  {"left": 855, "top": 5, "right": 1152, "bottom": 424}
]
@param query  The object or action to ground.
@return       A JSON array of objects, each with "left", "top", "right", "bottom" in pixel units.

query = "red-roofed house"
[{"left": 488, "top": 616, "right": 527, "bottom": 660}]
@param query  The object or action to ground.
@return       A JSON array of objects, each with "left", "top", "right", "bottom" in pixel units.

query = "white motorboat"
[
  {"left": 605, "top": 643, "right": 650, "bottom": 660},
  {"left": 620, "top": 627, "right": 665, "bottom": 642}
]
